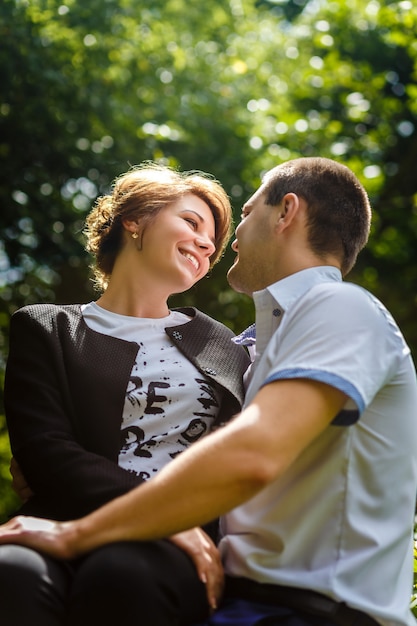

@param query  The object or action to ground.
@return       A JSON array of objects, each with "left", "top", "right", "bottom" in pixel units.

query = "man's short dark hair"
[{"left": 263, "top": 157, "right": 372, "bottom": 275}]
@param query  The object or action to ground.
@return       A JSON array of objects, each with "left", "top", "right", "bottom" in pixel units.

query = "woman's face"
[{"left": 138, "top": 193, "right": 217, "bottom": 294}]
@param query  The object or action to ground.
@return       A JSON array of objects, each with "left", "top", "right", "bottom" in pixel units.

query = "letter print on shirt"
[{"left": 118, "top": 331, "right": 221, "bottom": 479}]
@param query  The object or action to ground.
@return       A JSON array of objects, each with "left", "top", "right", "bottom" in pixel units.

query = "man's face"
[{"left": 227, "top": 186, "right": 278, "bottom": 296}]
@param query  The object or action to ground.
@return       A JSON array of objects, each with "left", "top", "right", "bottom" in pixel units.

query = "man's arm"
[{"left": 0, "top": 379, "right": 347, "bottom": 558}]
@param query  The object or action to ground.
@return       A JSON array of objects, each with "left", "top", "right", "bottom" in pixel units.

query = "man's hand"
[
  {"left": 168, "top": 527, "right": 224, "bottom": 611},
  {"left": 0, "top": 515, "right": 77, "bottom": 560},
  {"left": 10, "top": 458, "right": 34, "bottom": 502},
  {"left": 0, "top": 515, "right": 225, "bottom": 611}
]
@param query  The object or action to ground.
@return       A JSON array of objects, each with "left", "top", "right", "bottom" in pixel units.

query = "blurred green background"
[{"left": 1, "top": 0, "right": 416, "bottom": 608}]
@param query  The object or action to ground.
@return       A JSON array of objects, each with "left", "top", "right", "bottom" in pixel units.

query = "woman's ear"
[{"left": 122, "top": 218, "right": 141, "bottom": 238}]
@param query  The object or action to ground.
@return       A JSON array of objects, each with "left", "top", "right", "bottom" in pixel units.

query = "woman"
[{"left": 0, "top": 163, "right": 250, "bottom": 626}]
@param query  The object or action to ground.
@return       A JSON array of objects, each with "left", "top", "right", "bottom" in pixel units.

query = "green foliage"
[
  {"left": 2, "top": 0, "right": 416, "bottom": 341},
  {"left": 0, "top": 367, "right": 19, "bottom": 522},
  {"left": 0, "top": 419, "right": 19, "bottom": 523},
  {"left": 1, "top": 0, "right": 417, "bottom": 606},
  {"left": 412, "top": 530, "right": 417, "bottom": 617}
]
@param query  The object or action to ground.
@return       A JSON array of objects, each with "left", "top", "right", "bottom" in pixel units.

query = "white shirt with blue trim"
[{"left": 220, "top": 266, "right": 417, "bottom": 626}]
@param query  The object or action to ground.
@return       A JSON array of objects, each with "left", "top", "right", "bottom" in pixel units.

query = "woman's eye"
[{"left": 185, "top": 217, "right": 198, "bottom": 229}]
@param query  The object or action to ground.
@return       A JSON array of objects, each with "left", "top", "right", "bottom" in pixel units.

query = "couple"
[{"left": 0, "top": 158, "right": 416, "bottom": 626}]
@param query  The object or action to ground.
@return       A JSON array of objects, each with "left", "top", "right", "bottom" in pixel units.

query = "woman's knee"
[
  {"left": 69, "top": 540, "right": 208, "bottom": 626},
  {"left": 71, "top": 541, "right": 179, "bottom": 604},
  {"left": 0, "top": 544, "right": 71, "bottom": 626}
]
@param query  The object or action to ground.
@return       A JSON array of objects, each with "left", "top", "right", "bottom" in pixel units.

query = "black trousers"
[{"left": 0, "top": 539, "right": 209, "bottom": 626}]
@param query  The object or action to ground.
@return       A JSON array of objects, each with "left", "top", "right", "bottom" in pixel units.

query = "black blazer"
[{"left": 5, "top": 304, "right": 250, "bottom": 520}]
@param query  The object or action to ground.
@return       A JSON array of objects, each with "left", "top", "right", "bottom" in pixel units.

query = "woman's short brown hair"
[{"left": 84, "top": 163, "right": 232, "bottom": 290}]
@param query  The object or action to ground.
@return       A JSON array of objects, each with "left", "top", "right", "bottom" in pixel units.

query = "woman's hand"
[
  {"left": 10, "top": 457, "right": 34, "bottom": 502},
  {"left": 168, "top": 527, "right": 224, "bottom": 612},
  {"left": 0, "top": 516, "right": 77, "bottom": 560}
]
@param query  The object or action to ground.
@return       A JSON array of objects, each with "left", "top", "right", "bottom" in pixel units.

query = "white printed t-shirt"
[
  {"left": 82, "top": 303, "right": 221, "bottom": 479},
  {"left": 219, "top": 266, "right": 417, "bottom": 626}
]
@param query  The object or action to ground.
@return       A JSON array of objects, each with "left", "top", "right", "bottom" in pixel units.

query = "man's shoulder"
[
  {"left": 303, "top": 280, "right": 381, "bottom": 316},
  {"left": 309, "top": 279, "right": 366, "bottom": 298},
  {"left": 289, "top": 280, "right": 410, "bottom": 371}
]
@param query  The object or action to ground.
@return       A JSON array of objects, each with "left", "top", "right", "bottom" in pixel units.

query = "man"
[{"left": 1, "top": 157, "right": 416, "bottom": 626}]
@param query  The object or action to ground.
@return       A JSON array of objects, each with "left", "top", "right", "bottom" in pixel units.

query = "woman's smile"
[{"left": 179, "top": 249, "right": 200, "bottom": 272}]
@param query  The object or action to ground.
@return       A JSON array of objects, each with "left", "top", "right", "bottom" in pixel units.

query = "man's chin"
[
  {"left": 226, "top": 265, "right": 237, "bottom": 288},
  {"left": 227, "top": 267, "right": 248, "bottom": 295}
]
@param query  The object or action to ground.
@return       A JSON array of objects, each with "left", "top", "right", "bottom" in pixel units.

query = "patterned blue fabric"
[
  {"left": 232, "top": 323, "right": 256, "bottom": 347},
  {"left": 192, "top": 598, "right": 335, "bottom": 625},
  {"left": 193, "top": 598, "right": 290, "bottom": 625}
]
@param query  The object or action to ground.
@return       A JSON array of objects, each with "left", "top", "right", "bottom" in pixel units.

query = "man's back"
[{"left": 220, "top": 268, "right": 417, "bottom": 626}]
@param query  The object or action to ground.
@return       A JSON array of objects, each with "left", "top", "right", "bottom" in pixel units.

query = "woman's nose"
[{"left": 195, "top": 234, "right": 216, "bottom": 256}]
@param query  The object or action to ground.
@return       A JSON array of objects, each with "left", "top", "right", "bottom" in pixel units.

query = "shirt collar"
[
  {"left": 232, "top": 267, "right": 342, "bottom": 352},
  {"left": 260, "top": 266, "right": 342, "bottom": 313}
]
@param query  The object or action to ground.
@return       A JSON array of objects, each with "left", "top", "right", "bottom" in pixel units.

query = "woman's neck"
[{"left": 96, "top": 284, "right": 170, "bottom": 319}]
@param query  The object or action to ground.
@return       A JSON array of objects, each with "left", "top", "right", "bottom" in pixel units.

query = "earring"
[{"left": 132, "top": 232, "right": 139, "bottom": 239}]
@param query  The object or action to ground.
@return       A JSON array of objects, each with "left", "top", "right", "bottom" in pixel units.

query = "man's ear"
[{"left": 275, "top": 193, "right": 300, "bottom": 231}]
